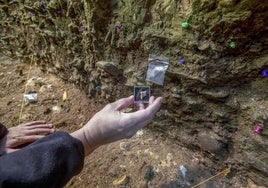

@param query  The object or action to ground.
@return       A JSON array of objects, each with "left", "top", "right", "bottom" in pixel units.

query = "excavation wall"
[{"left": 0, "top": 0, "right": 268, "bottom": 186}]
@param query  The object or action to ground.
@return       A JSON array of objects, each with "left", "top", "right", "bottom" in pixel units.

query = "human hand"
[
  {"left": 0, "top": 121, "right": 54, "bottom": 155},
  {"left": 81, "top": 95, "right": 162, "bottom": 154}
]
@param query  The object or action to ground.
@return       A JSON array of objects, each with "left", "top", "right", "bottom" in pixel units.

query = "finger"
[
  {"left": 149, "top": 96, "right": 155, "bottom": 105},
  {"left": 8, "top": 135, "right": 46, "bottom": 148},
  {"left": 18, "top": 135, "right": 46, "bottom": 145},
  {"left": 123, "top": 97, "right": 163, "bottom": 128},
  {"left": 111, "top": 95, "right": 134, "bottom": 111},
  {"left": 145, "top": 97, "right": 163, "bottom": 115},
  {"left": 27, "top": 124, "right": 53, "bottom": 130},
  {"left": 19, "top": 121, "right": 47, "bottom": 127},
  {"left": 27, "top": 128, "right": 55, "bottom": 135},
  {"left": 136, "top": 102, "right": 145, "bottom": 110},
  {"left": 6, "top": 148, "right": 19, "bottom": 154}
]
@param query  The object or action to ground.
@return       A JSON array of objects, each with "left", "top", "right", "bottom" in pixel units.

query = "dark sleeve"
[
  {"left": 0, "top": 131, "right": 85, "bottom": 188},
  {"left": 0, "top": 123, "right": 8, "bottom": 140}
]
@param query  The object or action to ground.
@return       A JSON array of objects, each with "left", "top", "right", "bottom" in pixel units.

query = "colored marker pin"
[
  {"left": 56, "top": 10, "right": 62, "bottom": 15},
  {"left": 181, "top": 22, "right": 189, "bottom": 29},
  {"left": 41, "top": 1, "right": 47, "bottom": 6},
  {"left": 79, "top": 25, "right": 86, "bottom": 31},
  {"left": 262, "top": 69, "right": 268, "bottom": 78},
  {"left": 230, "top": 42, "right": 236, "bottom": 48},
  {"left": 114, "top": 23, "right": 122, "bottom": 29},
  {"left": 179, "top": 58, "right": 186, "bottom": 64},
  {"left": 254, "top": 125, "right": 263, "bottom": 134}
]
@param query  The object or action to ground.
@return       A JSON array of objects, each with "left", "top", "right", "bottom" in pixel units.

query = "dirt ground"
[{"left": 0, "top": 56, "right": 246, "bottom": 188}]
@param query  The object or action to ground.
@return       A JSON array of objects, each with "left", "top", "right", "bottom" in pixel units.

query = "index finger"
[
  {"left": 19, "top": 121, "right": 47, "bottom": 127},
  {"left": 110, "top": 95, "right": 134, "bottom": 111}
]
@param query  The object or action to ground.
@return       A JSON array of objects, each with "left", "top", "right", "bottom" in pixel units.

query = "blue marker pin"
[
  {"left": 262, "top": 69, "right": 268, "bottom": 78},
  {"left": 115, "top": 23, "right": 122, "bottom": 29},
  {"left": 179, "top": 58, "right": 186, "bottom": 64}
]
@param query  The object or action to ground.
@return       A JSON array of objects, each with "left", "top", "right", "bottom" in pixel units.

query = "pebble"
[
  {"left": 113, "top": 175, "right": 127, "bottom": 185},
  {"left": 249, "top": 43, "right": 263, "bottom": 53},
  {"left": 197, "top": 131, "right": 228, "bottom": 158},
  {"left": 198, "top": 40, "right": 210, "bottom": 51},
  {"left": 52, "top": 106, "right": 61, "bottom": 114},
  {"left": 180, "top": 165, "right": 187, "bottom": 178},
  {"left": 136, "top": 130, "right": 144, "bottom": 137},
  {"left": 70, "top": 67, "right": 75, "bottom": 72},
  {"left": 41, "top": 6, "right": 47, "bottom": 13},
  {"left": 172, "top": 94, "right": 182, "bottom": 99},
  {"left": 96, "top": 61, "right": 120, "bottom": 77},
  {"left": 62, "top": 91, "right": 67, "bottom": 102},
  {"left": 199, "top": 89, "right": 229, "bottom": 99}
]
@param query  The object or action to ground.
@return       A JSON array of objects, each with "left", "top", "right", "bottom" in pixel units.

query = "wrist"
[
  {"left": 71, "top": 128, "right": 98, "bottom": 156},
  {"left": 71, "top": 129, "right": 93, "bottom": 156}
]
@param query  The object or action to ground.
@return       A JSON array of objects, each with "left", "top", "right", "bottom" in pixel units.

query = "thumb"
[
  {"left": 129, "top": 97, "right": 163, "bottom": 122},
  {"left": 6, "top": 148, "right": 19, "bottom": 154},
  {"left": 111, "top": 96, "right": 134, "bottom": 111}
]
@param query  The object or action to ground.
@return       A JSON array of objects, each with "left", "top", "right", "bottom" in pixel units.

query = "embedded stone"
[
  {"left": 198, "top": 40, "right": 210, "bottom": 51},
  {"left": 96, "top": 61, "right": 120, "bottom": 77}
]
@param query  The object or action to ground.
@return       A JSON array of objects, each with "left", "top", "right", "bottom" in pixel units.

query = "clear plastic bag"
[
  {"left": 23, "top": 93, "right": 38, "bottom": 104},
  {"left": 146, "top": 54, "right": 169, "bottom": 85}
]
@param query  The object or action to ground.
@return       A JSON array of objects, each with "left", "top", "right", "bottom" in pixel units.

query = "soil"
[
  {"left": 0, "top": 57, "right": 247, "bottom": 188},
  {"left": 0, "top": 57, "right": 253, "bottom": 188}
]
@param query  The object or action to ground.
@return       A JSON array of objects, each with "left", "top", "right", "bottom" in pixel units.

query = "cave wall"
[{"left": 0, "top": 0, "right": 268, "bottom": 186}]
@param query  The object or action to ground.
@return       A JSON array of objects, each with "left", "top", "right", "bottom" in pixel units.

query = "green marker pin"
[
  {"left": 230, "top": 42, "right": 236, "bottom": 48},
  {"left": 182, "top": 22, "right": 189, "bottom": 29}
]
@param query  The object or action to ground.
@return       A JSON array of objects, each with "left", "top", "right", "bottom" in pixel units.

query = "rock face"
[{"left": 0, "top": 0, "right": 267, "bottom": 186}]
